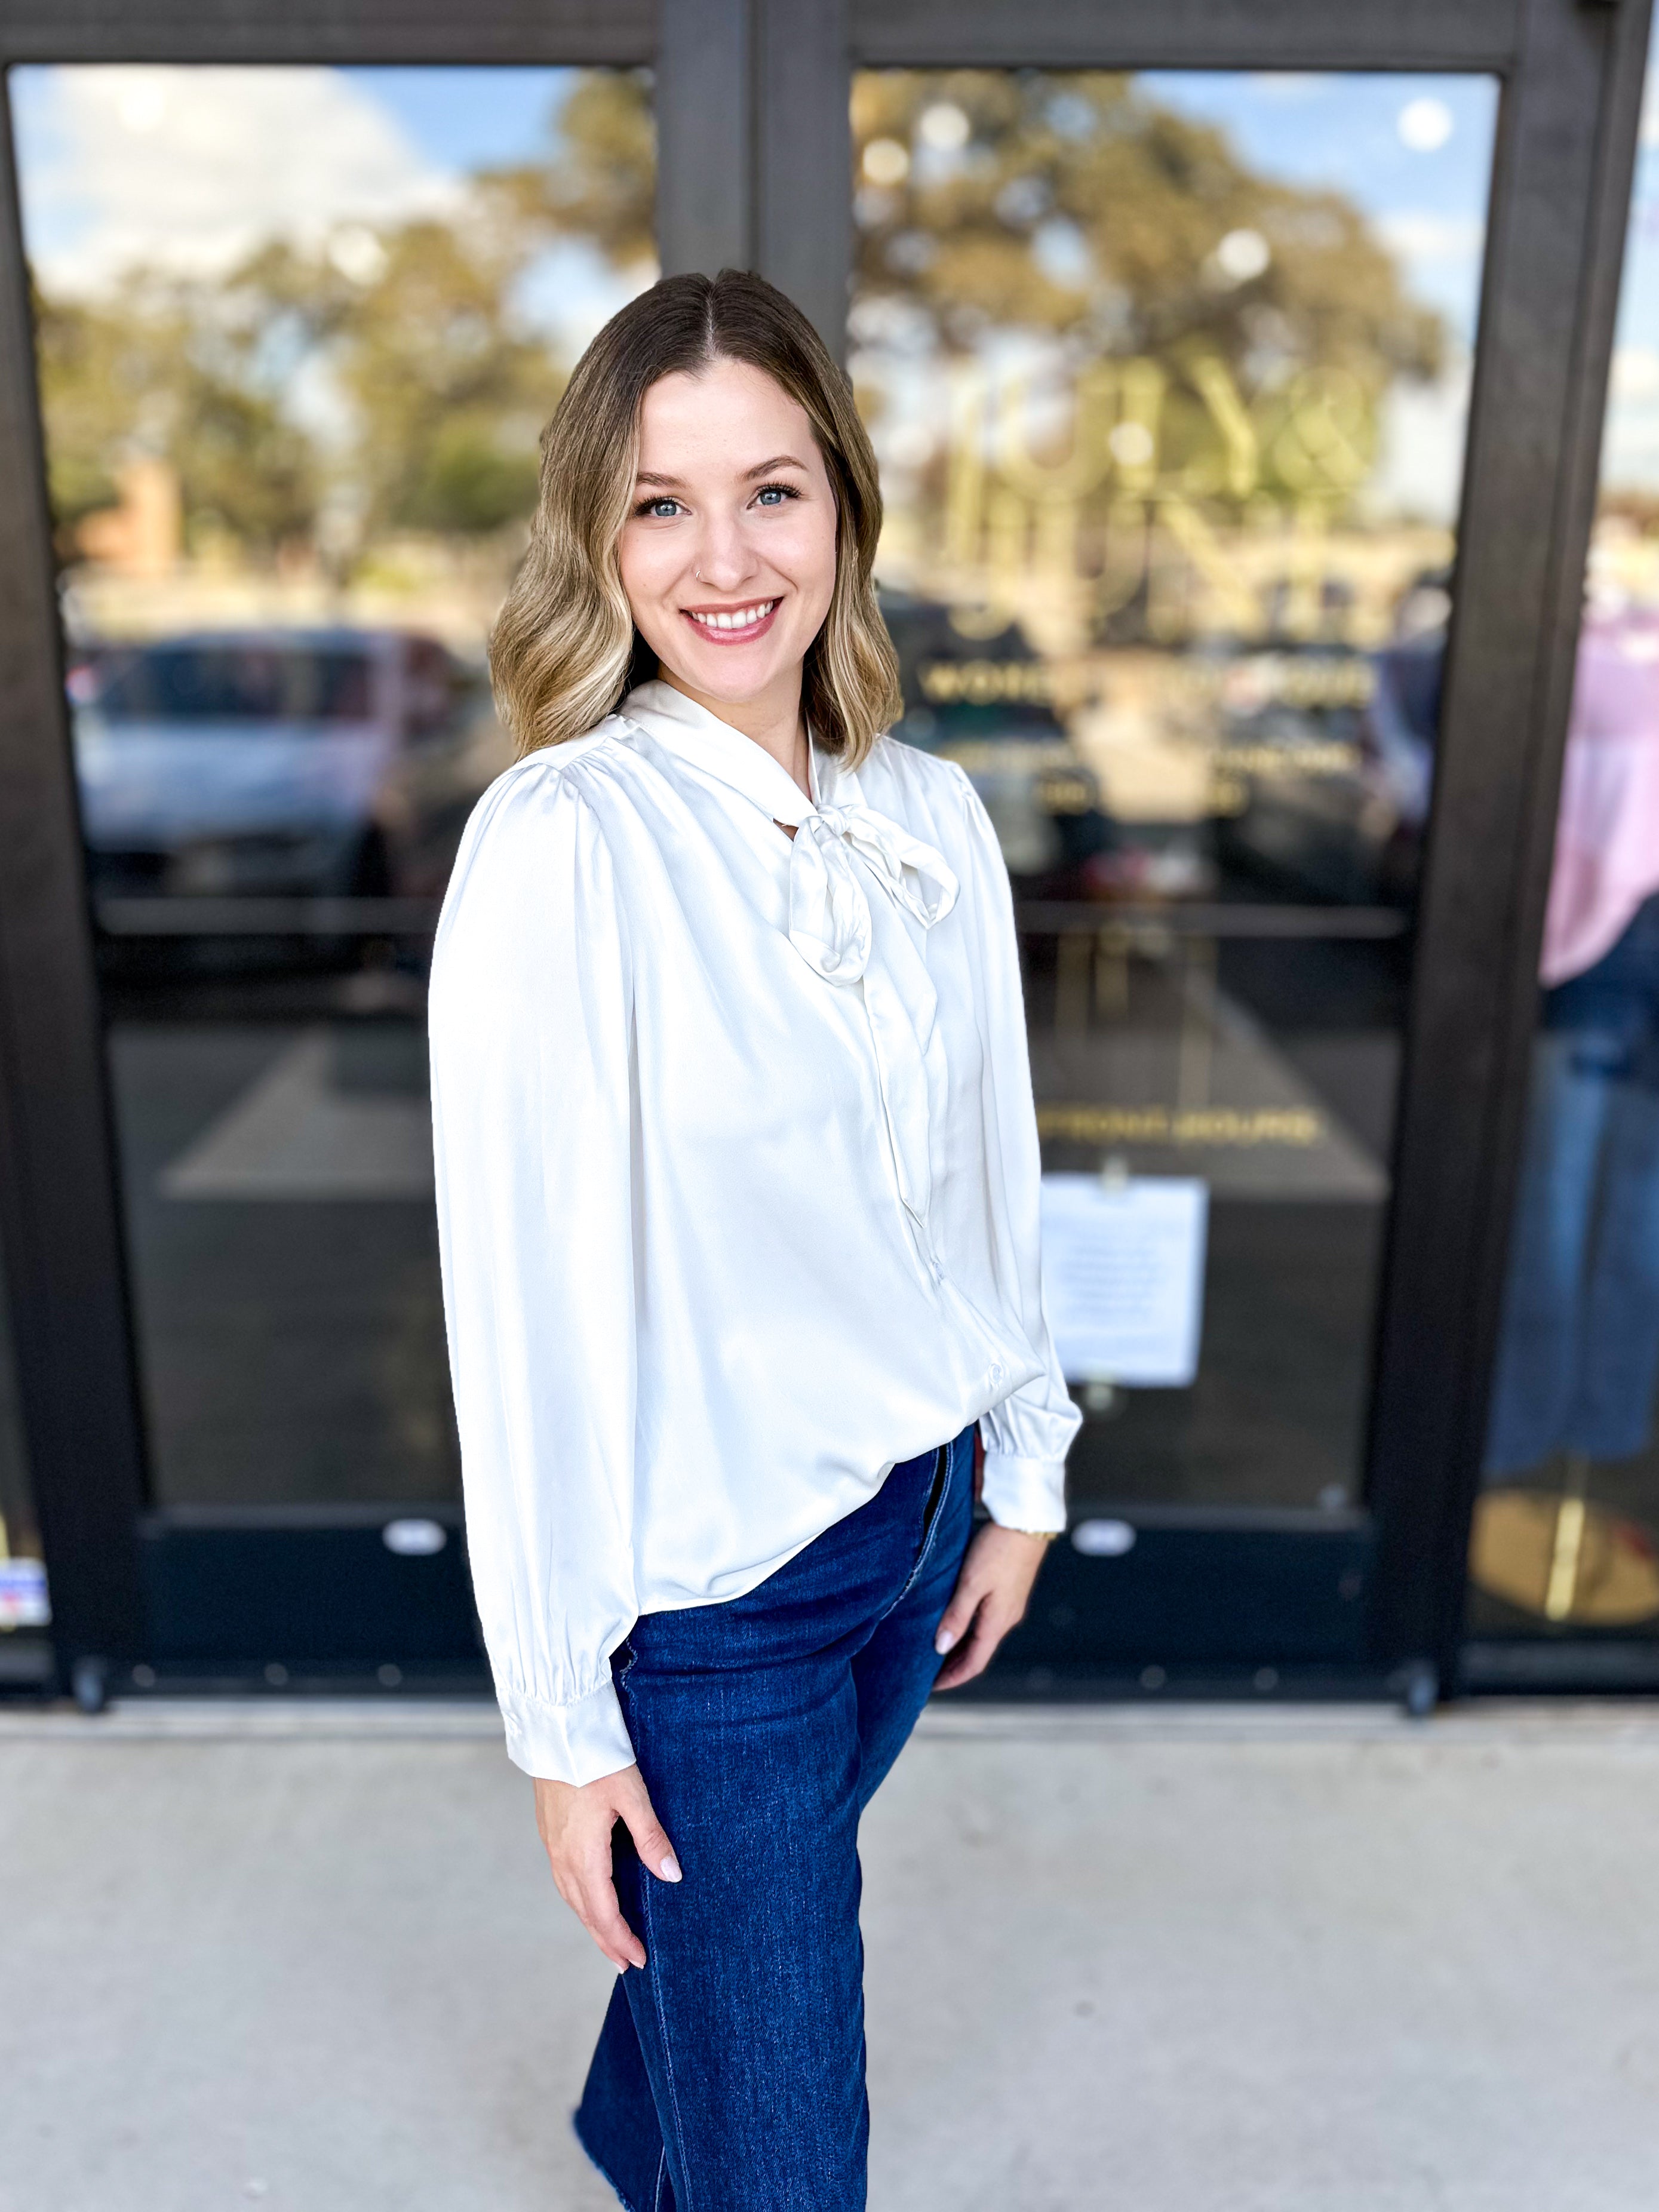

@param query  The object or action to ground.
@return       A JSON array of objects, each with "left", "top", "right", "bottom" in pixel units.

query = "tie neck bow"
[
  {"left": 610, "top": 686, "right": 957, "bottom": 986},
  {"left": 785, "top": 800, "right": 958, "bottom": 984}
]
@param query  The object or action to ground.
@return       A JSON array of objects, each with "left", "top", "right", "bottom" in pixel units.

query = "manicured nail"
[
  {"left": 935, "top": 1627, "right": 957, "bottom": 1655},
  {"left": 660, "top": 1855, "right": 682, "bottom": 1882}
]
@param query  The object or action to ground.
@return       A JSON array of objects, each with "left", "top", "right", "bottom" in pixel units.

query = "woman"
[{"left": 429, "top": 268, "right": 1080, "bottom": 2211}]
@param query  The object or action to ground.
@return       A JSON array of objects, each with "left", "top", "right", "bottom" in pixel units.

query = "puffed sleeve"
[
  {"left": 948, "top": 763, "right": 1082, "bottom": 1531},
  {"left": 428, "top": 760, "right": 640, "bottom": 1784}
]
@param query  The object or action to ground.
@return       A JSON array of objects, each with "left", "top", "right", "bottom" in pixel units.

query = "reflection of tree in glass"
[
  {"left": 852, "top": 72, "right": 1445, "bottom": 509},
  {"left": 478, "top": 68, "right": 655, "bottom": 274},
  {"left": 33, "top": 70, "right": 655, "bottom": 571},
  {"left": 35, "top": 275, "right": 318, "bottom": 555}
]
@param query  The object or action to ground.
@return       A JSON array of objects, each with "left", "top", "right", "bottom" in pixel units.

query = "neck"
[{"left": 657, "top": 665, "right": 812, "bottom": 798}]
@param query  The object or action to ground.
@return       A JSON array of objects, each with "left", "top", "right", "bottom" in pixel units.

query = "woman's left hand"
[{"left": 932, "top": 1523, "right": 1052, "bottom": 1689}]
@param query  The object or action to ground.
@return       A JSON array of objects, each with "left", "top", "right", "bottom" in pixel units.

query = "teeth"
[{"left": 689, "top": 600, "right": 776, "bottom": 631}]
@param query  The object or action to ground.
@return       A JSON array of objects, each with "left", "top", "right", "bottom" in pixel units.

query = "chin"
[
  {"left": 679, "top": 641, "right": 799, "bottom": 702},
  {"left": 695, "top": 663, "right": 785, "bottom": 703}
]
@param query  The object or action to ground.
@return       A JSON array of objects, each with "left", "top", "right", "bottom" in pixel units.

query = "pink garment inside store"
[{"left": 1541, "top": 606, "right": 1659, "bottom": 987}]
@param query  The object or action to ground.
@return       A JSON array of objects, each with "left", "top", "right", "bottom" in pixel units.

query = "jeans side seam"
[
  {"left": 613, "top": 1667, "right": 686, "bottom": 2204},
  {"left": 638, "top": 1849, "right": 696, "bottom": 2211}
]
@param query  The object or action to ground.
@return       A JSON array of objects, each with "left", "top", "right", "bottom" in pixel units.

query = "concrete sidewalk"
[{"left": 5, "top": 1698, "right": 1659, "bottom": 2211}]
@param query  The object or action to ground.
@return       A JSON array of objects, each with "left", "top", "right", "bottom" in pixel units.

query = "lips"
[{"left": 682, "top": 598, "right": 780, "bottom": 643}]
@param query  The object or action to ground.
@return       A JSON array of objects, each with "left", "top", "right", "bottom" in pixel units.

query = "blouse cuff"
[
  {"left": 981, "top": 1451, "right": 1068, "bottom": 1536},
  {"left": 497, "top": 1675, "right": 637, "bottom": 1786}
]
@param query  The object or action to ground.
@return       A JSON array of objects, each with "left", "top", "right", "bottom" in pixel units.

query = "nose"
[{"left": 690, "top": 505, "right": 759, "bottom": 594}]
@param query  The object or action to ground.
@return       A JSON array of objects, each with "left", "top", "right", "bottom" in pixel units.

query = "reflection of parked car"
[
  {"left": 70, "top": 628, "right": 506, "bottom": 909},
  {"left": 1211, "top": 607, "right": 1442, "bottom": 908},
  {"left": 880, "top": 589, "right": 1110, "bottom": 893}
]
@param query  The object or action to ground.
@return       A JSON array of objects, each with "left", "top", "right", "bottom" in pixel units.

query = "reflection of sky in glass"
[
  {"left": 1600, "top": 65, "right": 1659, "bottom": 492},
  {"left": 8, "top": 64, "right": 649, "bottom": 362},
  {"left": 1117, "top": 74, "right": 1497, "bottom": 524},
  {"left": 10, "top": 63, "right": 1519, "bottom": 518},
  {"left": 853, "top": 72, "right": 1498, "bottom": 527},
  {"left": 1140, "top": 74, "right": 1497, "bottom": 343}
]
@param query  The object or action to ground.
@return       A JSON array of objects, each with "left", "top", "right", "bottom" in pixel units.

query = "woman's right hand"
[{"left": 533, "top": 1764, "right": 682, "bottom": 1970}]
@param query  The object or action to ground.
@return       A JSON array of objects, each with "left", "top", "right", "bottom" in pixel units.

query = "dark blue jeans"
[
  {"left": 1485, "top": 895, "right": 1659, "bottom": 1474},
  {"left": 573, "top": 1421, "right": 978, "bottom": 2212}
]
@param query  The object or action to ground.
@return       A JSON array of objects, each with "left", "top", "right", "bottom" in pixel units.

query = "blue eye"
[
  {"left": 636, "top": 496, "right": 682, "bottom": 520},
  {"left": 755, "top": 483, "right": 799, "bottom": 507}
]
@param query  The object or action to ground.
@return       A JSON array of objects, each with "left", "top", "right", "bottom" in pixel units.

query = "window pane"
[
  {"left": 1469, "top": 48, "right": 1659, "bottom": 1637},
  {"left": 852, "top": 69, "right": 1497, "bottom": 1511},
  {"left": 10, "top": 63, "right": 656, "bottom": 1508}
]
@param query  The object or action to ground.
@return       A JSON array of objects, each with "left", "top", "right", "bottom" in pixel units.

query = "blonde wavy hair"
[{"left": 489, "top": 269, "right": 902, "bottom": 766}]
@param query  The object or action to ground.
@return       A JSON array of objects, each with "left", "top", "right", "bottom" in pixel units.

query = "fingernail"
[
  {"left": 935, "top": 1628, "right": 957, "bottom": 1655},
  {"left": 659, "top": 1855, "right": 682, "bottom": 1882}
]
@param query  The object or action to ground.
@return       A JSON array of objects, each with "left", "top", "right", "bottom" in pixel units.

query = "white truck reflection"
[{"left": 70, "top": 628, "right": 506, "bottom": 910}]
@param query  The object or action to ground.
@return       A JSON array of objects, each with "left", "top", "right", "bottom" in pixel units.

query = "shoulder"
[
  {"left": 437, "top": 720, "right": 642, "bottom": 955},
  {"left": 453, "top": 719, "right": 665, "bottom": 873},
  {"left": 468, "top": 717, "right": 635, "bottom": 824}
]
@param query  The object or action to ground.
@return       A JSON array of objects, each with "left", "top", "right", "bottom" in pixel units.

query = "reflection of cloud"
[
  {"left": 1248, "top": 75, "right": 1334, "bottom": 102},
  {"left": 1375, "top": 211, "right": 1484, "bottom": 263},
  {"left": 1642, "top": 64, "right": 1659, "bottom": 150},
  {"left": 1375, "top": 212, "right": 1487, "bottom": 340},
  {"left": 1368, "top": 355, "right": 1473, "bottom": 525},
  {"left": 14, "top": 64, "right": 458, "bottom": 296},
  {"left": 512, "top": 239, "right": 657, "bottom": 359},
  {"left": 1603, "top": 377, "right": 1659, "bottom": 493},
  {"left": 1612, "top": 344, "right": 1659, "bottom": 401}
]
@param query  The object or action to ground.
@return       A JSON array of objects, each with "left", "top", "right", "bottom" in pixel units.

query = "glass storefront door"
[
  {"left": 851, "top": 69, "right": 1498, "bottom": 1678},
  {"left": 0, "top": 2, "right": 1642, "bottom": 1698},
  {"left": 5, "top": 60, "right": 655, "bottom": 1675}
]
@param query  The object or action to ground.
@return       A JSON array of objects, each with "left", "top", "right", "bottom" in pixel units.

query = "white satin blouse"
[{"left": 429, "top": 680, "right": 1080, "bottom": 1784}]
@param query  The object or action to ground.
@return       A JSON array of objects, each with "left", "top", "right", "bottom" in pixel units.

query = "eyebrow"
[{"left": 633, "top": 454, "right": 810, "bottom": 489}]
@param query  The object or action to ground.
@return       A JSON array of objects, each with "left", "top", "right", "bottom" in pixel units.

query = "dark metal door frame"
[{"left": 0, "top": 0, "right": 1648, "bottom": 1700}]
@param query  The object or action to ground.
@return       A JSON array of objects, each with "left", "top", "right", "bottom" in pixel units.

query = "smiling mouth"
[{"left": 683, "top": 598, "right": 780, "bottom": 640}]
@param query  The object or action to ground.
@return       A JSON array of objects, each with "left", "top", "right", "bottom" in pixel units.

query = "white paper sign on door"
[{"left": 1039, "top": 1174, "right": 1209, "bottom": 1387}]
